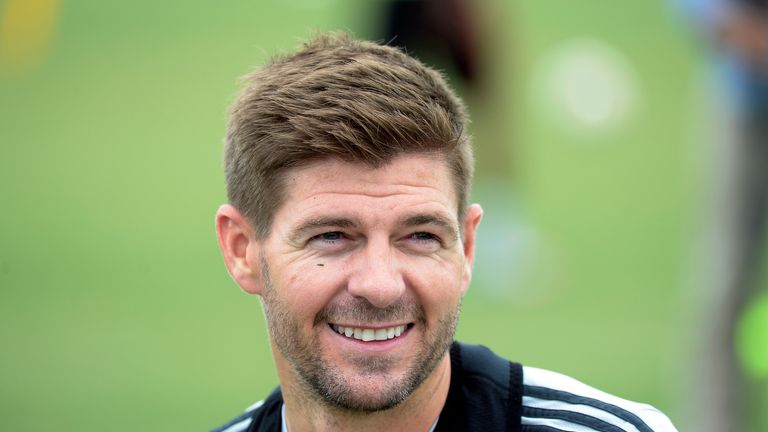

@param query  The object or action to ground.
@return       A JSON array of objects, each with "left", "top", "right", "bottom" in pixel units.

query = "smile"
[{"left": 330, "top": 324, "right": 409, "bottom": 342}]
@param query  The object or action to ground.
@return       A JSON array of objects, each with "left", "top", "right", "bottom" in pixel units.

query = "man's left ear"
[{"left": 460, "top": 204, "right": 483, "bottom": 295}]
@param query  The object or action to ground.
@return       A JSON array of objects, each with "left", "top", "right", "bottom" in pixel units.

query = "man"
[{"left": 213, "top": 33, "right": 677, "bottom": 432}]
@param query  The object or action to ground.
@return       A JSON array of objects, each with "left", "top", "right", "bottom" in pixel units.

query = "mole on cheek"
[{"left": 317, "top": 263, "right": 324, "bottom": 267}]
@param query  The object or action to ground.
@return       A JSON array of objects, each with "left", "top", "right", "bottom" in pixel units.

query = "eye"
[
  {"left": 410, "top": 232, "right": 440, "bottom": 245},
  {"left": 307, "top": 231, "right": 353, "bottom": 253},
  {"left": 402, "top": 232, "right": 442, "bottom": 253},
  {"left": 314, "top": 231, "right": 344, "bottom": 243}
]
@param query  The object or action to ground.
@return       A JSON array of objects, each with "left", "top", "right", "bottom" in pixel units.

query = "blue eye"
[
  {"left": 318, "top": 231, "right": 343, "bottom": 241},
  {"left": 307, "top": 231, "right": 348, "bottom": 251}
]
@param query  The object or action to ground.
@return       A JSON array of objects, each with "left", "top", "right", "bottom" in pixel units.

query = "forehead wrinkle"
[{"left": 297, "top": 186, "right": 448, "bottom": 201}]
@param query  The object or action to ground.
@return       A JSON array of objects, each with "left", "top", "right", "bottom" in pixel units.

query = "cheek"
[
  {"left": 277, "top": 265, "right": 346, "bottom": 317},
  {"left": 406, "top": 261, "right": 465, "bottom": 313}
]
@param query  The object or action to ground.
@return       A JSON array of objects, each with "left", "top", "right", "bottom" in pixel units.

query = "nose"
[{"left": 347, "top": 237, "right": 406, "bottom": 308}]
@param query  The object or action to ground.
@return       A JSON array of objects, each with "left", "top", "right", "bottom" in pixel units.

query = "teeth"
[{"left": 333, "top": 324, "right": 408, "bottom": 342}]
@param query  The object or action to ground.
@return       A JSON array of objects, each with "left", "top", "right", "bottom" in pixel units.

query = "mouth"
[{"left": 330, "top": 323, "right": 413, "bottom": 342}]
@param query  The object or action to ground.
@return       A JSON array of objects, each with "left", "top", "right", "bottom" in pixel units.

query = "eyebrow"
[{"left": 287, "top": 217, "right": 358, "bottom": 242}]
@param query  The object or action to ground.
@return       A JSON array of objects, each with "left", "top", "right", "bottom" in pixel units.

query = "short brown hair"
[{"left": 225, "top": 32, "right": 474, "bottom": 239}]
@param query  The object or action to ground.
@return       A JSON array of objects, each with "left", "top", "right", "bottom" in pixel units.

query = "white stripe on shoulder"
[
  {"left": 219, "top": 417, "right": 252, "bottom": 432},
  {"left": 522, "top": 394, "right": 645, "bottom": 431},
  {"left": 521, "top": 416, "right": 610, "bottom": 432},
  {"left": 244, "top": 400, "right": 265, "bottom": 413},
  {"left": 215, "top": 400, "right": 262, "bottom": 432},
  {"left": 522, "top": 366, "right": 678, "bottom": 432}
]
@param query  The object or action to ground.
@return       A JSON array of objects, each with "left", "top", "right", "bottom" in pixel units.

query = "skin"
[
  {"left": 715, "top": 6, "right": 768, "bottom": 73},
  {"left": 216, "top": 153, "right": 483, "bottom": 432}
]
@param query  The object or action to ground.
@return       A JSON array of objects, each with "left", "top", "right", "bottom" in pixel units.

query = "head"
[
  {"left": 216, "top": 33, "right": 482, "bottom": 415},
  {"left": 224, "top": 32, "right": 474, "bottom": 239}
]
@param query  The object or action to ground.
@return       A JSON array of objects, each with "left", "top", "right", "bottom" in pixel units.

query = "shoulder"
[
  {"left": 210, "top": 387, "right": 283, "bottom": 432},
  {"left": 522, "top": 366, "right": 678, "bottom": 432},
  {"left": 448, "top": 342, "right": 678, "bottom": 432}
]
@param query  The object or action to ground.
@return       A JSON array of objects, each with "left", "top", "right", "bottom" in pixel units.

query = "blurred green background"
[{"left": 1, "top": 0, "right": 763, "bottom": 430}]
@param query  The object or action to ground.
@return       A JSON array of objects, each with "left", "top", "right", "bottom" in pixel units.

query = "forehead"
[{"left": 275, "top": 154, "right": 458, "bottom": 224}]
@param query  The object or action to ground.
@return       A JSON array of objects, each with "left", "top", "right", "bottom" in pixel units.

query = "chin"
[
  {"left": 303, "top": 362, "right": 419, "bottom": 413},
  {"left": 319, "top": 381, "right": 411, "bottom": 413}
]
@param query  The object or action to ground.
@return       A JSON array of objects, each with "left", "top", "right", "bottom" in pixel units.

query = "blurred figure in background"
[
  {"left": 682, "top": 0, "right": 768, "bottom": 430},
  {"left": 380, "top": 0, "right": 481, "bottom": 87},
  {"left": 376, "top": 0, "right": 517, "bottom": 181}
]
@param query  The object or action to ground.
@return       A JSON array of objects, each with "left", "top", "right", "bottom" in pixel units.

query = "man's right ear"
[{"left": 215, "top": 204, "right": 264, "bottom": 295}]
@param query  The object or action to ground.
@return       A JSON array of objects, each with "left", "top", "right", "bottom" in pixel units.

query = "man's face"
[{"left": 256, "top": 154, "right": 480, "bottom": 412}]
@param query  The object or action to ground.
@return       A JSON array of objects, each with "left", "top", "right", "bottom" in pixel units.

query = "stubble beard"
[{"left": 260, "top": 257, "right": 460, "bottom": 413}]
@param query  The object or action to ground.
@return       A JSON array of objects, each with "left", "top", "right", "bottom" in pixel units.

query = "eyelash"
[
  {"left": 308, "top": 231, "right": 441, "bottom": 249},
  {"left": 314, "top": 231, "right": 344, "bottom": 243},
  {"left": 411, "top": 232, "right": 439, "bottom": 243}
]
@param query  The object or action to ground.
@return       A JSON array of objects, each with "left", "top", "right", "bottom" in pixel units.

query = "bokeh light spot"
[
  {"left": 736, "top": 292, "right": 768, "bottom": 379},
  {"left": 532, "top": 37, "right": 639, "bottom": 133}
]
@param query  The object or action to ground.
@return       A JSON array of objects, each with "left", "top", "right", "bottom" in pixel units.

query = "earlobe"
[
  {"left": 215, "top": 204, "right": 264, "bottom": 295},
  {"left": 460, "top": 204, "right": 483, "bottom": 294}
]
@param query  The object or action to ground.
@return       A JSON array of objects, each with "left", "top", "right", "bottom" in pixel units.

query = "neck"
[{"left": 277, "top": 354, "right": 451, "bottom": 432}]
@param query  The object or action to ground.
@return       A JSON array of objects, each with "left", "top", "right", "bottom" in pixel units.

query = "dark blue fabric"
[{"left": 434, "top": 342, "right": 522, "bottom": 432}]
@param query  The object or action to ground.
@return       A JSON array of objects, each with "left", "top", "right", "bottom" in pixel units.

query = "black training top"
[{"left": 211, "top": 341, "right": 677, "bottom": 432}]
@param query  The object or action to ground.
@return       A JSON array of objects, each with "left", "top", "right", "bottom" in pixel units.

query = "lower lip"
[{"left": 327, "top": 324, "right": 412, "bottom": 351}]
